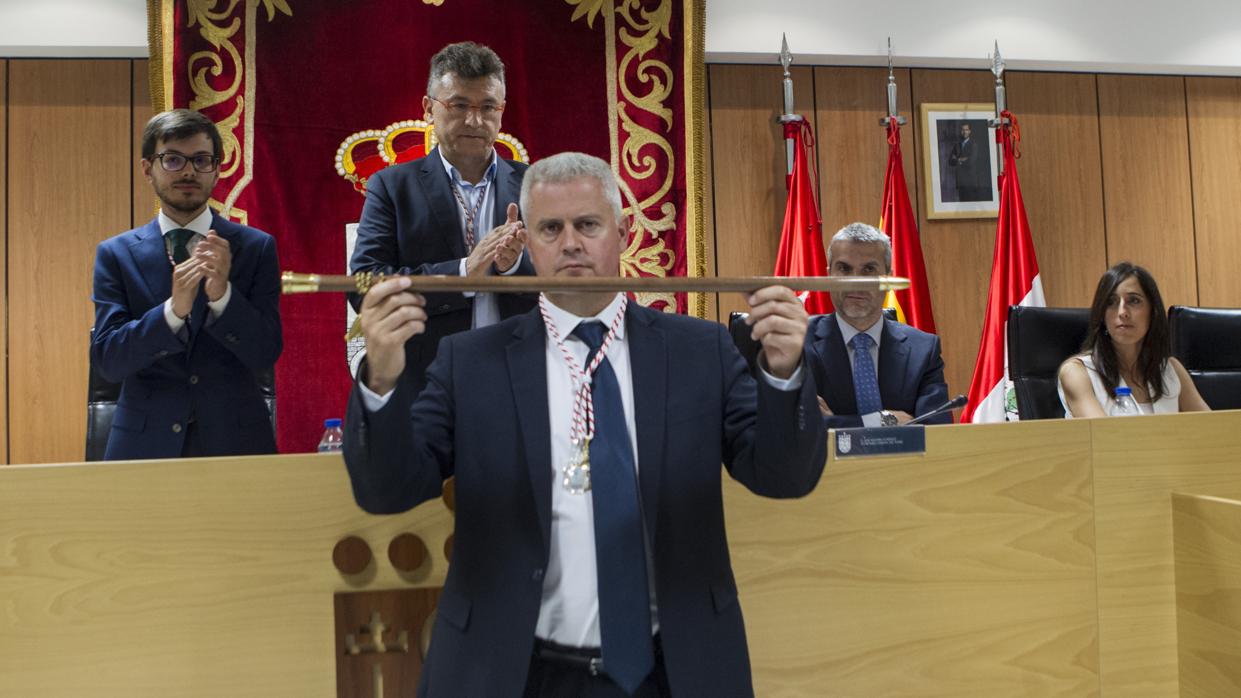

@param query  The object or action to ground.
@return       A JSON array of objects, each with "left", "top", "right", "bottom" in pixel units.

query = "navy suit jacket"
[
  {"left": 343, "top": 303, "right": 827, "bottom": 697},
  {"left": 349, "top": 149, "right": 535, "bottom": 396},
  {"left": 91, "top": 214, "right": 282, "bottom": 460},
  {"left": 806, "top": 314, "right": 951, "bottom": 429}
]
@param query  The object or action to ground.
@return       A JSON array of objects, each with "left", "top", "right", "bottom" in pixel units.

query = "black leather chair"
[
  {"left": 1006, "top": 306, "right": 1090, "bottom": 420},
  {"left": 1169, "top": 306, "right": 1241, "bottom": 410},
  {"left": 728, "top": 308, "right": 896, "bottom": 371},
  {"left": 86, "top": 328, "right": 277, "bottom": 460},
  {"left": 85, "top": 329, "right": 123, "bottom": 461}
]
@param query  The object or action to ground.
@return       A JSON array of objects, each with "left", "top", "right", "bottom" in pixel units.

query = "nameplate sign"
[{"left": 833, "top": 426, "right": 926, "bottom": 458}]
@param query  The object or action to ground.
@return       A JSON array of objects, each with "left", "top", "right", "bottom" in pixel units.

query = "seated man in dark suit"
[
  {"left": 350, "top": 41, "right": 533, "bottom": 396},
  {"left": 807, "top": 222, "right": 950, "bottom": 429},
  {"left": 344, "top": 152, "right": 827, "bottom": 697},
  {"left": 91, "top": 109, "right": 282, "bottom": 459}
]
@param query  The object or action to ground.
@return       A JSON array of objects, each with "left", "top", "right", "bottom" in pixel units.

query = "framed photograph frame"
[{"left": 921, "top": 103, "right": 1000, "bottom": 219}]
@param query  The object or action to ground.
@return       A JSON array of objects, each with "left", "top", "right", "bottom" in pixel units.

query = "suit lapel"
[
  {"left": 417, "top": 149, "right": 467, "bottom": 259},
  {"left": 508, "top": 312, "right": 553, "bottom": 554},
  {"left": 126, "top": 219, "right": 172, "bottom": 305},
  {"left": 816, "top": 315, "right": 858, "bottom": 414},
  {"left": 491, "top": 158, "right": 522, "bottom": 228},
  {"left": 626, "top": 304, "right": 665, "bottom": 539},
  {"left": 878, "top": 320, "right": 911, "bottom": 407}
]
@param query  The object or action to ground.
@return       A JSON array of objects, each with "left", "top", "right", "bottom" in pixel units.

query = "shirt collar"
[
  {"left": 158, "top": 207, "right": 213, "bottom": 237},
  {"left": 542, "top": 293, "right": 628, "bottom": 344},
  {"left": 438, "top": 148, "right": 498, "bottom": 188},
  {"left": 836, "top": 313, "right": 883, "bottom": 349}
]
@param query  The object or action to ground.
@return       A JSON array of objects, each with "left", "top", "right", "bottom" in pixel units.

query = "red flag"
[
  {"left": 879, "top": 120, "right": 936, "bottom": 333},
  {"left": 774, "top": 118, "right": 831, "bottom": 314},
  {"left": 962, "top": 111, "right": 1045, "bottom": 423}
]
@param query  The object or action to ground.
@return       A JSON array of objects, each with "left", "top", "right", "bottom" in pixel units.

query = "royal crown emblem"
[{"left": 334, "top": 120, "right": 529, "bottom": 195}]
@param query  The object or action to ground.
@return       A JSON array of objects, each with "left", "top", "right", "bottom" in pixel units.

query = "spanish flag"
[
  {"left": 879, "top": 119, "right": 936, "bottom": 333},
  {"left": 774, "top": 117, "right": 831, "bottom": 314}
]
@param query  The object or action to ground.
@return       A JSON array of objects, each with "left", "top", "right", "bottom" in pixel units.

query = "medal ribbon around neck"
[
  {"left": 450, "top": 179, "right": 490, "bottom": 251},
  {"left": 538, "top": 294, "right": 629, "bottom": 453}
]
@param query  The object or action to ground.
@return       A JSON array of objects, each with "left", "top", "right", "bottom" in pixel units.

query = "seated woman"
[{"left": 1058, "top": 262, "right": 1210, "bottom": 418}]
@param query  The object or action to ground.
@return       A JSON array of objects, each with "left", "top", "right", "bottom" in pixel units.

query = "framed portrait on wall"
[{"left": 921, "top": 103, "right": 999, "bottom": 219}]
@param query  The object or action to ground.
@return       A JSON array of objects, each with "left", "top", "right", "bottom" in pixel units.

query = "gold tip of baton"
[{"left": 281, "top": 271, "right": 322, "bottom": 294}]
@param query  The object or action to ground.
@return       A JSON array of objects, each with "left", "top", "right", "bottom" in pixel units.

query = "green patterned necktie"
[{"left": 167, "top": 228, "right": 193, "bottom": 264}]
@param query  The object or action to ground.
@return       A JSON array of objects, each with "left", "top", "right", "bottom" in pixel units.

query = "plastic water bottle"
[
  {"left": 1109, "top": 387, "right": 1142, "bottom": 417},
  {"left": 318, "top": 418, "right": 344, "bottom": 453}
]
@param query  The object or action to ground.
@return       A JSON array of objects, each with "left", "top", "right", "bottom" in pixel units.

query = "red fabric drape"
[{"left": 165, "top": 1, "right": 697, "bottom": 451}]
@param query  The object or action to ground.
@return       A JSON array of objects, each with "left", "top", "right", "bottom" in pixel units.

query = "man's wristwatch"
[{"left": 879, "top": 410, "right": 899, "bottom": 427}]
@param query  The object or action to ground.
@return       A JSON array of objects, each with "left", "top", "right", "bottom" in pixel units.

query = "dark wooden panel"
[
  {"left": 0, "top": 60, "right": 8, "bottom": 464},
  {"left": 1006, "top": 71, "right": 1107, "bottom": 308},
  {"left": 132, "top": 59, "right": 160, "bottom": 226},
  {"left": 707, "top": 64, "right": 813, "bottom": 322},
  {"left": 1098, "top": 75, "right": 1197, "bottom": 307},
  {"left": 813, "top": 66, "right": 915, "bottom": 239},
  {"left": 701, "top": 89, "right": 719, "bottom": 322},
  {"left": 1187, "top": 77, "right": 1241, "bottom": 308},
  {"left": 8, "top": 60, "right": 132, "bottom": 464},
  {"left": 909, "top": 68, "right": 997, "bottom": 406}
]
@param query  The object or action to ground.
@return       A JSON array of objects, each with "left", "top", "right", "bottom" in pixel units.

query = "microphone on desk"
[{"left": 905, "top": 394, "right": 968, "bottom": 426}]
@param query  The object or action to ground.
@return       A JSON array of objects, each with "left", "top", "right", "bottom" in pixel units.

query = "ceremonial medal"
[{"left": 562, "top": 440, "right": 592, "bottom": 493}]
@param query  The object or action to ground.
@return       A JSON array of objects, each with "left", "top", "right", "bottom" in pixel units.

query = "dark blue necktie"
[
  {"left": 572, "top": 320, "right": 654, "bottom": 694},
  {"left": 850, "top": 332, "right": 883, "bottom": 415},
  {"left": 167, "top": 228, "right": 193, "bottom": 264}
]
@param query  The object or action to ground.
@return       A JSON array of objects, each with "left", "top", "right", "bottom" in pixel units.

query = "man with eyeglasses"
[
  {"left": 90, "top": 109, "right": 282, "bottom": 460},
  {"left": 350, "top": 41, "right": 534, "bottom": 398}
]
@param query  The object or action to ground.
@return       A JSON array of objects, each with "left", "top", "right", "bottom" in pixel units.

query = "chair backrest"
[
  {"left": 86, "top": 329, "right": 278, "bottom": 461},
  {"left": 728, "top": 308, "right": 897, "bottom": 372},
  {"left": 1006, "top": 306, "right": 1090, "bottom": 420},
  {"left": 85, "top": 328, "right": 123, "bottom": 462},
  {"left": 1169, "top": 306, "right": 1241, "bottom": 410}
]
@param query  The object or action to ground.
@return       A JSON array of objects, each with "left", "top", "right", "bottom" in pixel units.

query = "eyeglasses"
[
  {"left": 152, "top": 151, "right": 220, "bottom": 173},
  {"left": 428, "top": 96, "right": 505, "bottom": 118}
]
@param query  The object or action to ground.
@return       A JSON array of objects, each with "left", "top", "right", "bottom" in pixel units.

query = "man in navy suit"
[
  {"left": 344, "top": 152, "right": 827, "bottom": 697},
  {"left": 807, "top": 222, "right": 949, "bottom": 429},
  {"left": 350, "top": 41, "right": 533, "bottom": 396},
  {"left": 91, "top": 109, "right": 282, "bottom": 460}
]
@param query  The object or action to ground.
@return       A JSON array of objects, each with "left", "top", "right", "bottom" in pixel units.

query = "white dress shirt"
[
  {"left": 836, "top": 314, "right": 885, "bottom": 427},
  {"left": 159, "top": 208, "right": 231, "bottom": 335},
  {"left": 360, "top": 293, "right": 803, "bottom": 647},
  {"left": 438, "top": 150, "right": 522, "bottom": 329}
]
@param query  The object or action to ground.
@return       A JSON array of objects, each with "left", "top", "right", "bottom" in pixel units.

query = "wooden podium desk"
[
  {"left": 727, "top": 410, "right": 1241, "bottom": 697},
  {"left": 3, "top": 411, "right": 1240, "bottom": 696}
]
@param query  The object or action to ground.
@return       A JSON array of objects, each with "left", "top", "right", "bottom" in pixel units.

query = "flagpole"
[
  {"left": 778, "top": 34, "right": 801, "bottom": 183},
  {"left": 988, "top": 41, "right": 1009, "bottom": 176},
  {"left": 879, "top": 38, "right": 906, "bottom": 128}
]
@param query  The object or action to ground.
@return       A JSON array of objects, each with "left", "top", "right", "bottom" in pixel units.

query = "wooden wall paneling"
[
  {"left": 1006, "top": 72, "right": 1108, "bottom": 308},
  {"left": 1097, "top": 75, "right": 1198, "bottom": 307},
  {"left": 0, "top": 60, "right": 8, "bottom": 465},
  {"left": 8, "top": 60, "right": 132, "bottom": 464},
  {"left": 813, "top": 67, "right": 915, "bottom": 240},
  {"left": 1186, "top": 77, "right": 1241, "bottom": 308},
  {"left": 707, "top": 64, "right": 813, "bottom": 322},
  {"left": 132, "top": 59, "right": 159, "bottom": 225},
  {"left": 908, "top": 69, "right": 997, "bottom": 404},
  {"left": 700, "top": 85, "right": 719, "bottom": 322}
]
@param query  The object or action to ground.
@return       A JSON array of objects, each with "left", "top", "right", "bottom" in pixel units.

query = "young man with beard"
[{"left": 91, "top": 109, "right": 282, "bottom": 459}]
